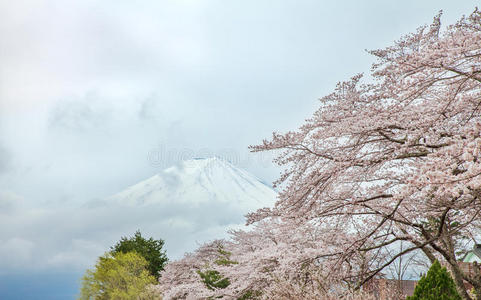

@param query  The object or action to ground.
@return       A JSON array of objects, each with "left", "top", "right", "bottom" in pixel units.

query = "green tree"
[
  {"left": 197, "top": 245, "right": 238, "bottom": 292},
  {"left": 197, "top": 269, "right": 230, "bottom": 291},
  {"left": 79, "top": 251, "right": 158, "bottom": 300},
  {"left": 407, "top": 260, "right": 461, "bottom": 300},
  {"left": 111, "top": 231, "right": 168, "bottom": 280}
]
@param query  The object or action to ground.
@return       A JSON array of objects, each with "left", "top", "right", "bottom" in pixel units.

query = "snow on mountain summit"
[{"left": 109, "top": 157, "right": 277, "bottom": 209}]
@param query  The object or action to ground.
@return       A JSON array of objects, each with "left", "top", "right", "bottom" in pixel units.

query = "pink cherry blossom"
[{"left": 157, "top": 9, "right": 481, "bottom": 300}]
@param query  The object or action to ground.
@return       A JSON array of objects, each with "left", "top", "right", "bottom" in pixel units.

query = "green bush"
[{"left": 407, "top": 260, "right": 461, "bottom": 300}]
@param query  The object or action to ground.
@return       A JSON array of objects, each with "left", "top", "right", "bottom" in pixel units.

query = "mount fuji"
[
  {"left": 103, "top": 157, "right": 277, "bottom": 258},
  {"left": 109, "top": 157, "right": 276, "bottom": 209}
]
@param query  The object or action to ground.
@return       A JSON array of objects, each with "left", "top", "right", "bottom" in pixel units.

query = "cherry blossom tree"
[
  {"left": 157, "top": 9, "right": 481, "bottom": 300},
  {"left": 156, "top": 220, "right": 384, "bottom": 299},
  {"left": 247, "top": 9, "right": 481, "bottom": 300}
]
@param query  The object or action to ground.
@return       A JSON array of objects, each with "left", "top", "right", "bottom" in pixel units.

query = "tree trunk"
[
  {"left": 448, "top": 263, "right": 472, "bottom": 300},
  {"left": 471, "top": 262, "right": 481, "bottom": 300}
]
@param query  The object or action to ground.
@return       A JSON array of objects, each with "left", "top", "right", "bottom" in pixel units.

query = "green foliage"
[
  {"left": 407, "top": 260, "right": 461, "bottom": 300},
  {"left": 197, "top": 269, "right": 230, "bottom": 290},
  {"left": 78, "top": 251, "right": 158, "bottom": 300},
  {"left": 237, "top": 290, "right": 262, "bottom": 300},
  {"left": 214, "top": 248, "right": 238, "bottom": 266},
  {"left": 197, "top": 245, "right": 237, "bottom": 291},
  {"left": 111, "top": 230, "right": 168, "bottom": 280}
]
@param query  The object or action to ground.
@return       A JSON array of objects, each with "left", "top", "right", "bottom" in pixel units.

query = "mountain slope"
[
  {"left": 109, "top": 157, "right": 276, "bottom": 210},
  {"left": 105, "top": 157, "right": 277, "bottom": 258}
]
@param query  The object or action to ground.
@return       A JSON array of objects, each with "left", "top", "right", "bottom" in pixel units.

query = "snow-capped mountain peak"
[{"left": 109, "top": 157, "right": 277, "bottom": 209}]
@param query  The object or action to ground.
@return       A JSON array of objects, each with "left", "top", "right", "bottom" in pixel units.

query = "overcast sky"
[{"left": 0, "top": 0, "right": 479, "bottom": 298}]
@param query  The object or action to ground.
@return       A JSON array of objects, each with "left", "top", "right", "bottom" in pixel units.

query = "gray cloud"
[
  {"left": 48, "top": 96, "right": 112, "bottom": 132},
  {"left": 138, "top": 94, "right": 162, "bottom": 121}
]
